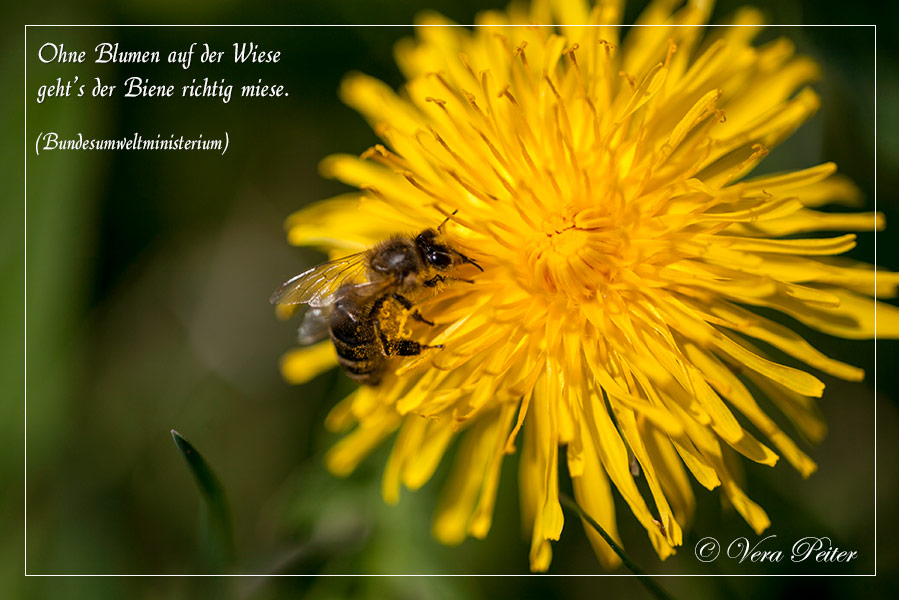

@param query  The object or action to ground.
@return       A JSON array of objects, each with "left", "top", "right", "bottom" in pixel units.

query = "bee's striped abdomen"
[{"left": 329, "top": 295, "right": 385, "bottom": 386}]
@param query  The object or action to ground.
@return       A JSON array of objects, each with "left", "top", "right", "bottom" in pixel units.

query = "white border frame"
[{"left": 24, "top": 22, "right": 879, "bottom": 578}]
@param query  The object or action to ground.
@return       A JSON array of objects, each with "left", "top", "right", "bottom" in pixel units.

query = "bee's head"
[
  {"left": 415, "top": 228, "right": 483, "bottom": 272},
  {"left": 416, "top": 229, "right": 454, "bottom": 269}
]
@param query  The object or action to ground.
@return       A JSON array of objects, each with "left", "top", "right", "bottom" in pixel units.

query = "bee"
[{"left": 270, "top": 225, "right": 482, "bottom": 386}]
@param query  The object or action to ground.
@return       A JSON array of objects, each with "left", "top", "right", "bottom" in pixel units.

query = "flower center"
[{"left": 524, "top": 219, "right": 606, "bottom": 301}]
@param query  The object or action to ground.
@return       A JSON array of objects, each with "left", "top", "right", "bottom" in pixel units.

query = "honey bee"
[{"left": 270, "top": 225, "right": 482, "bottom": 386}]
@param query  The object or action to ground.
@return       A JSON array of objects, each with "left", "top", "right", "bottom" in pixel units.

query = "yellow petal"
[
  {"left": 469, "top": 403, "right": 517, "bottom": 538},
  {"left": 402, "top": 417, "right": 456, "bottom": 489},
  {"left": 432, "top": 408, "right": 510, "bottom": 545},
  {"left": 325, "top": 410, "right": 402, "bottom": 477},
  {"left": 279, "top": 342, "right": 337, "bottom": 385},
  {"left": 381, "top": 415, "right": 429, "bottom": 504},
  {"left": 687, "top": 345, "right": 818, "bottom": 477},
  {"left": 712, "top": 332, "right": 825, "bottom": 397},
  {"left": 581, "top": 384, "right": 673, "bottom": 558},
  {"left": 706, "top": 300, "right": 864, "bottom": 381},
  {"left": 572, "top": 422, "right": 623, "bottom": 569},
  {"left": 642, "top": 426, "right": 696, "bottom": 527},
  {"left": 612, "top": 402, "right": 683, "bottom": 547}
]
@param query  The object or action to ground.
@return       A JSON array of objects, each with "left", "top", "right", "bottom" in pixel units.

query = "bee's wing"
[
  {"left": 296, "top": 307, "right": 331, "bottom": 345},
  {"left": 295, "top": 278, "right": 395, "bottom": 345},
  {"left": 270, "top": 252, "right": 368, "bottom": 308}
]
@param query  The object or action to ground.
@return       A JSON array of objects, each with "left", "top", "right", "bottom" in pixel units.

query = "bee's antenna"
[
  {"left": 456, "top": 252, "right": 483, "bottom": 272},
  {"left": 465, "top": 256, "right": 484, "bottom": 272},
  {"left": 437, "top": 209, "right": 459, "bottom": 233}
]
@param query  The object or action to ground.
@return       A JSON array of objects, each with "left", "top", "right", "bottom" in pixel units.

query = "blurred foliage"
[{"left": 5, "top": 0, "right": 899, "bottom": 598}]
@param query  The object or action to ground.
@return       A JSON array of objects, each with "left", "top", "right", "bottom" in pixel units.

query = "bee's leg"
[
  {"left": 367, "top": 298, "right": 393, "bottom": 358},
  {"left": 370, "top": 307, "right": 442, "bottom": 358},
  {"left": 424, "top": 274, "right": 474, "bottom": 286},
  {"left": 389, "top": 340, "right": 423, "bottom": 356},
  {"left": 375, "top": 327, "right": 391, "bottom": 357},
  {"left": 370, "top": 314, "right": 393, "bottom": 358},
  {"left": 423, "top": 274, "right": 445, "bottom": 288},
  {"left": 373, "top": 324, "right": 439, "bottom": 357},
  {"left": 367, "top": 295, "right": 389, "bottom": 322},
  {"left": 390, "top": 293, "right": 434, "bottom": 326},
  {"left": 387, "top": 339, "right": 443, "bottom": 356}
]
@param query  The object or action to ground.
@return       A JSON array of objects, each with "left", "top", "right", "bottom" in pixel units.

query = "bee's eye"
[{"left": 428, "top": 250, "right": 453, "bottom": 268}]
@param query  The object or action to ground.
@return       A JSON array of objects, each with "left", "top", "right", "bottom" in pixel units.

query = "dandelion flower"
[{"left": 277, "top": 0, "right": 899, "bottom": 571}]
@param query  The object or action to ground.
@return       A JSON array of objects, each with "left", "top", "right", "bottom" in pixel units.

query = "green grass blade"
[
  {"left": 560, "top": 493, "right": 676, "bottom": 600},
  {"left": 171, "top": 429, "right": 235, "bottom": 571}
]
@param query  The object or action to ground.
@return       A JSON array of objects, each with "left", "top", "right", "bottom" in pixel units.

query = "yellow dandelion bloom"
[{"left": 276, "top": 0, "right": 899, "bottom": 572}]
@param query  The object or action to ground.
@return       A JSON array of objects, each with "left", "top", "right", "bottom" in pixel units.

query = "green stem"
[{"left": 559, "top": 493, "right": 676, "bottom": 600}]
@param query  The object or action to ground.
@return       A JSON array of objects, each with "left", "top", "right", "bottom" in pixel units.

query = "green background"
[{"left": 6, "top": 0, "right": 899, "bottom": 597}]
